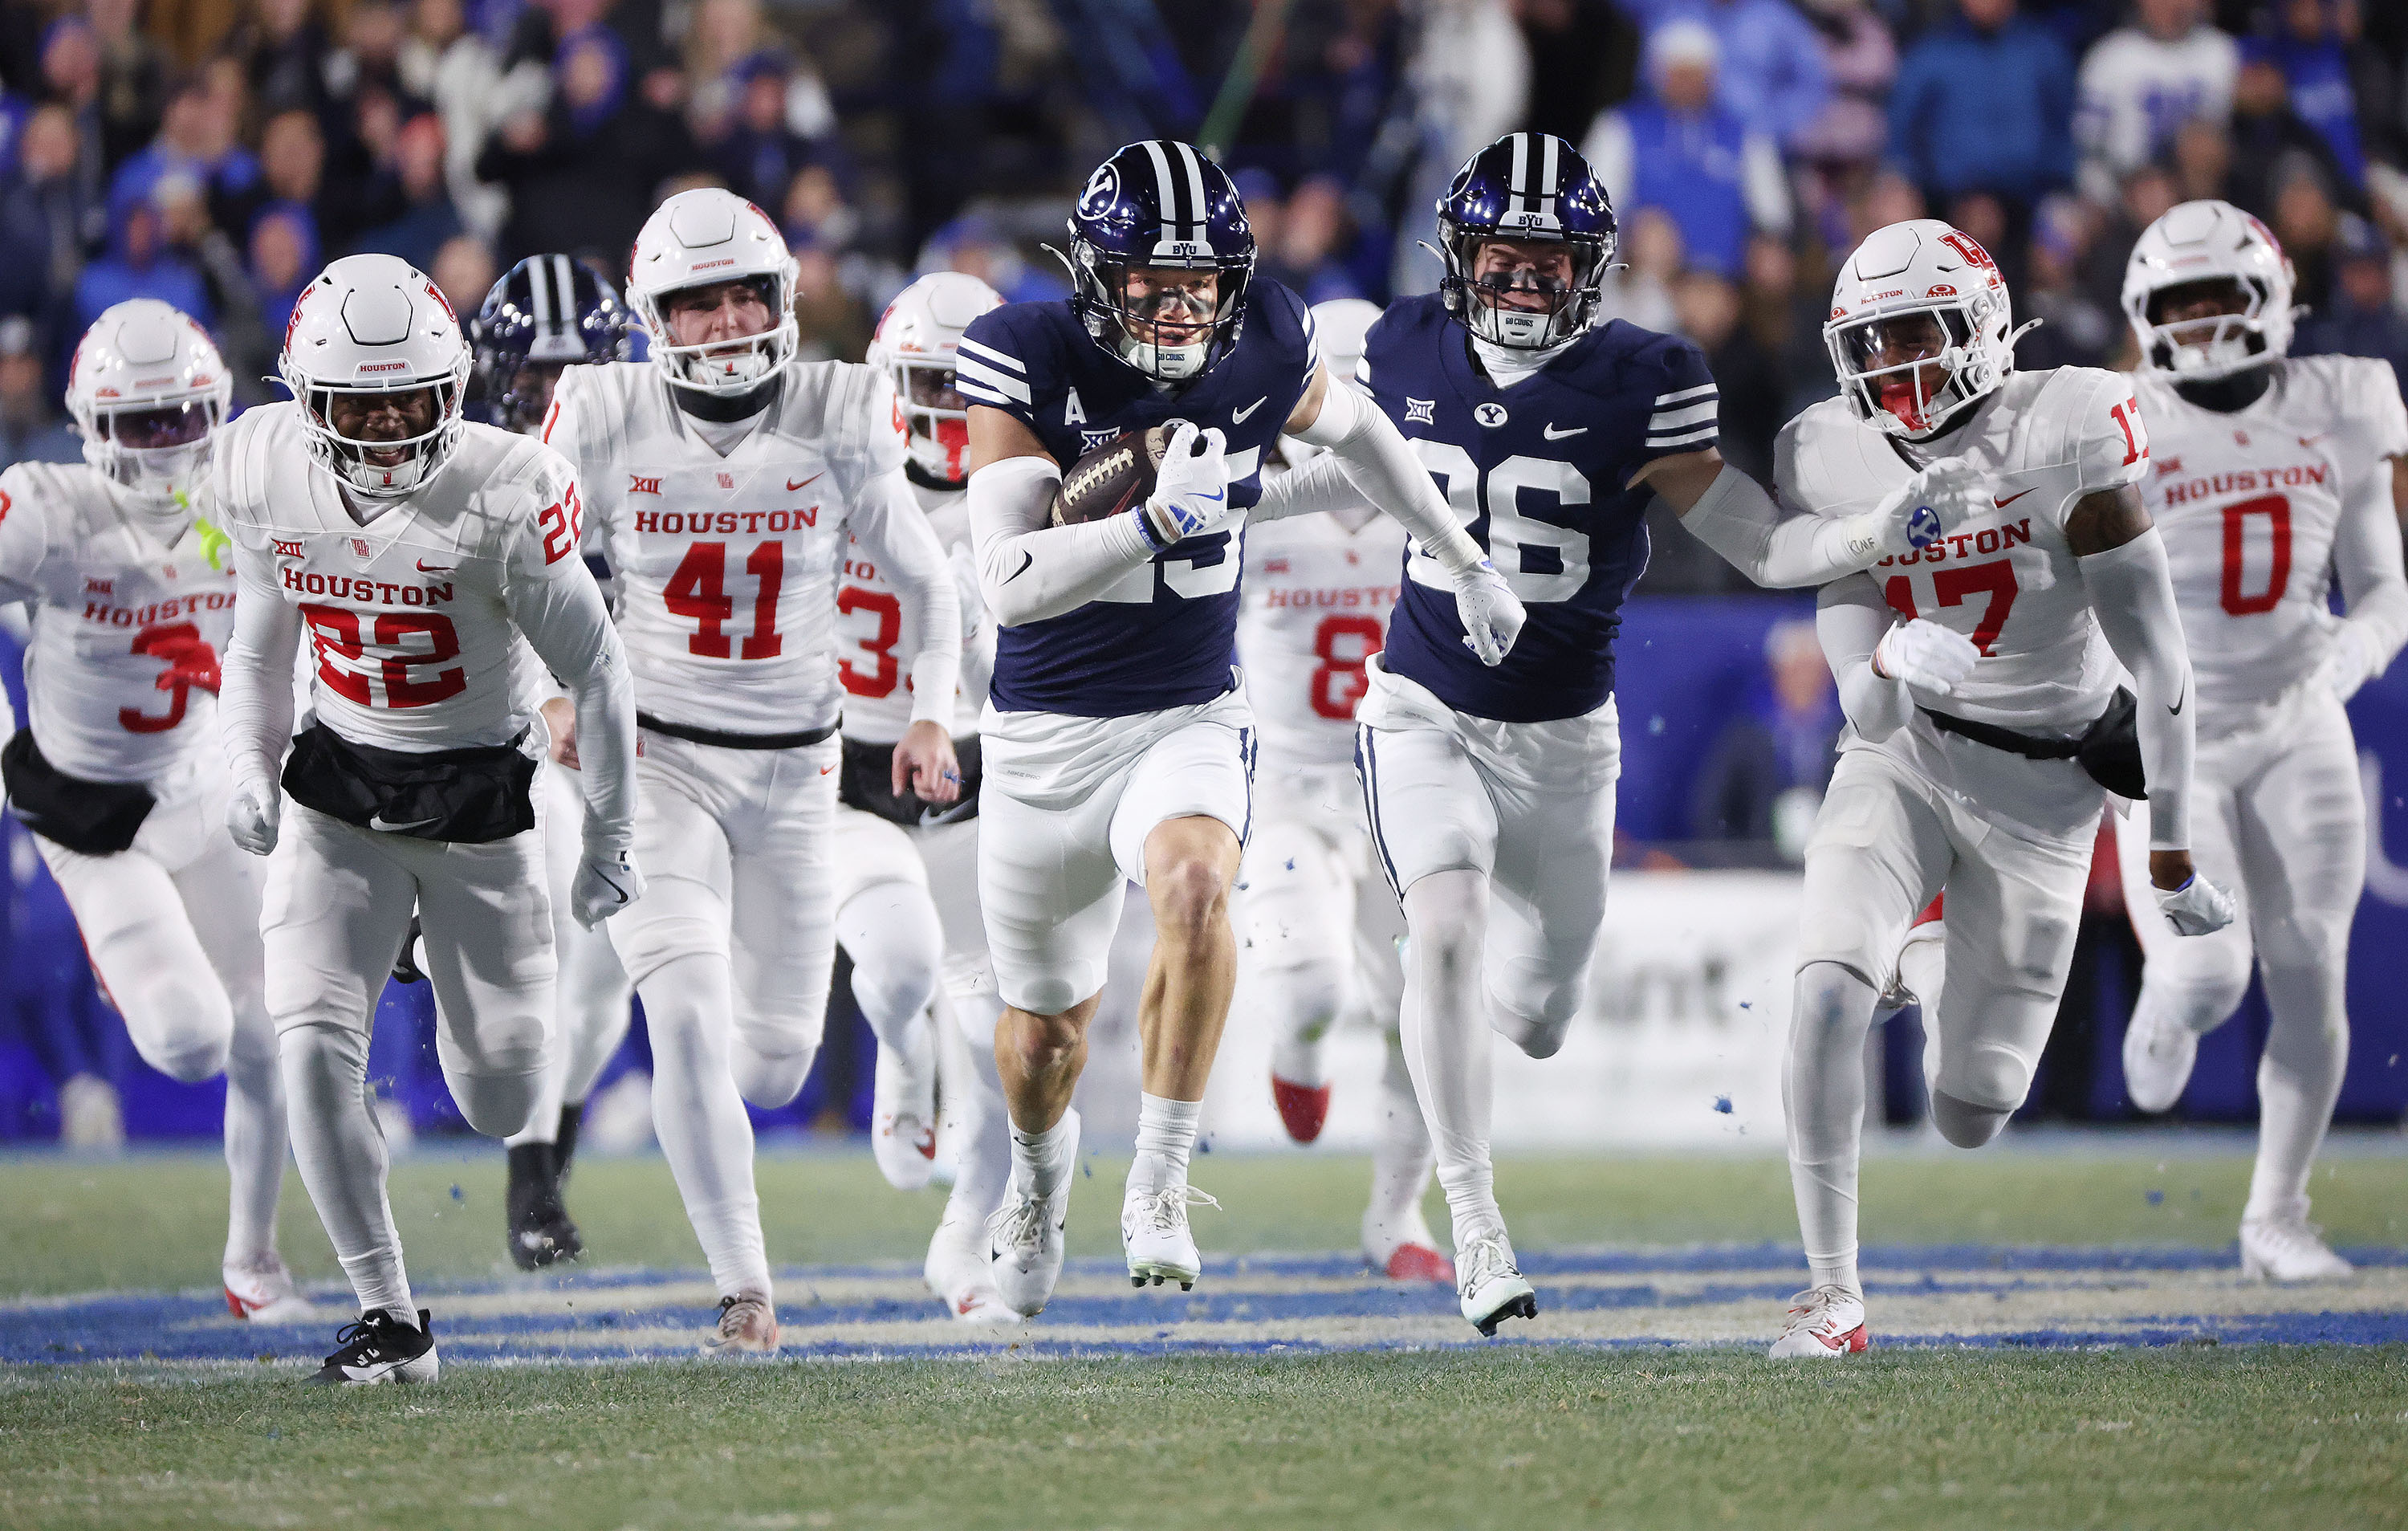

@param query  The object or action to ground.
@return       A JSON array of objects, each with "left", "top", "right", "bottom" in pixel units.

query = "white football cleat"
[
  {"left": 1122, "top": 1183, "right": 1219, "bottom": 1291},
  {"left": 223, "top": 1256, "right": 313, "bottom": 1324},
  {"left": 1768, "top": 1285, "right": 1870, "bottom": 1358},
  {"left": 1455, "top": 1232, "right": 1536, "bottom": 1336},
  {"left": 870, "top": 1012, "right": 939, "bottom": 1191},
  {"left": 58, "top": 1073, "right": 124, "bottom": 1151},
  {"left": 987, "top": 1184, "right": 1071, "bottom": 1317},
  {"left": 700, "top": 1293, "right": 780, "bottom": 1356},
  {"left": 2121, "top": 1006, "right": 2199, "bottom": 1114},
  {"left": 2240, "top": 1217, "right": 2354, "bottom": 1284},
  {"left": 925, "top": 1208, "right": 1018, "bottom": 1325}
]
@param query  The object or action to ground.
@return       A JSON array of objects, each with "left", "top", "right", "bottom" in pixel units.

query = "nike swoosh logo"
[
  {"left": 1004, "top": 551, "right": 1034, "bottom": 583},
  {"left": 1232, "top": 397, "right": 1267, "bottom": 423},
  {"left": 1542, "top": 423, "right": 1587, "bottom": 440},
  {"left": 2169, "top": 684, "right": 2185, "bottom": 717},
  {"left": 416, "top": 560, "right": 454, "bottom": 573},
  {"left": 787, "top": 474, "right": 823, "bottom": 491},
  {"left": 368, "top": 814, "right": 439, "bottom": 833},
  {"left": 820, "top": 764, "right": 836, "bottom": 776},
  {"left": 1994, "top": 489, "right": 2035, "bottom": 508}
]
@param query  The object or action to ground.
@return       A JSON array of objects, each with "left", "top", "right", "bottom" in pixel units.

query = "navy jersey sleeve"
[
  {"left": 954, "top": 304, "right": 1062, "bottom": 442},
  {"left": 1635, "top": 337, "right": 1719, "bottom": 462}
]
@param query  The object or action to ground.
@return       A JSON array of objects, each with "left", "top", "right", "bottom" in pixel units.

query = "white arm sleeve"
[
  {"left": 1294, "top": 377, "right": 1486, "bottom": 576},
  {"left": 510, "top": 560, "right": 637, "bottom": 854},
  {"left": 2334, "top": 454, "right": 2408, "bottom": 674},
  {"left": 2078, "top": 527, "right": 2195, "bottom": 849},
  {"left": 1252, "top": 451, "right": 1369, "bottom": 524},
  {"left": 219, "top": 550, "right": 302, "bottom": 799},
  {"left": 1817, "top": 575, "right": 1913, "bottom": 743},
  {"left": 848, "top": 466, "right": 961, "bottom": 726},
  {"left": 1682, "top": 465, "right": 1892, "bottom": 588},
  {"left": 970, "top": 454, "right": 1155, "bottom": 626}
]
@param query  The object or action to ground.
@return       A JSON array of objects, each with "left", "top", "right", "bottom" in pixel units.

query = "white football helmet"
[
  {"left": 67, "top": 299, "right": 232, "bottom": 508},
  {"left": 2123, "top": 199, "right": 2297, "bottom": 380},
  {"left": 868, "top": 271, "right": 1004, "bottom": 483},
  {"left": 1825, "top": 220, "right": 2025, "bottom": 441},
  {"left": 627, "top": 189, "right": 799, "bottom": 396},
  {"left": 277, "top": 254, "right": 471, "bottom": 500}
]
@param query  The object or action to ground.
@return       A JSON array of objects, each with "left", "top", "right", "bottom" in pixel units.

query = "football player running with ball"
[
  {"left": 2112, "top": 202, "right": 2406, "bottom": 1281},
  {"left": 1768, "top": 220, "right": 2235, "bottom": 1358},
  {"left": 542, "top": 190, "right": 961, "bottom": 1354},
  {"left": 1239, "top": 296, "right": 1450, "bottom": 1285},
  {"left": 1254, "top": 136, "right": 1978, "bottom": 1336},
  {"left": 217, "top": 254, "right": 642, "bottom": 1384},
  {"left": 830, "top": 271, "right": 1019, "bottom": 1321},
  {"left": 0, "top": 302, "right": 306, "bottom": 1322},
  {"left": 958, "top": 140, "right": 1520, "bottom": 1317}
]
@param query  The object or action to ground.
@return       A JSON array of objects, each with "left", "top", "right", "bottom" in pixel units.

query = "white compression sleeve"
[
  {"left": 219, "top": 549, "right": 302, "bottom": 797},
  {"left": 1293, "top": 377, "right": 1487, "bottom": 577},
  {"left": 1250, "top": 450, "right": 1365, "bottom": 525},
  {"left": 848, "top": 466, "right": 962, "bottom": 724},
  {"left": 2333, "top": 456, "right": 2408, "bottom": 673},
  {"left": 511, "top": 568, "right": 637, "bottom": 854},
  {"left": 2079, "top": 527, "right": 2195, "bottom": 849},
  {"left": 1682, "top": 466, "right": 1889, "bottom": 589},
  {"left": 970, "top": 454, "right": 1155, "bottom": 626},
  {"left": 1816, "top": 576, "right": 1914, "bottom": 743}
]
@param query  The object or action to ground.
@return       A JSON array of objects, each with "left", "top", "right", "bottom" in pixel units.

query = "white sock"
[
  {"left": 1132, "top": 1093, "right": 1202, "bottom": 1193},
  {"left": 502, "top": 1033, "right": 567, "bottom": 1149},
  {"left": 279, "top": 1022, "right": 414, "bottom": 1323},
  {"left": 1265, "top": 962, "right": 1340, "bottom": 1087},
  {"left": 2245, "top": 958, "right": 2349, "bottom": 1227},
  {"left": 1365, "top": 1028, "right": 1437, "bottom": 1244},
  {"left": 1011, "top": 1110, "right": 1078, "bottom": 1203},
  {"left": 1399, "top": 870, "right": 1502, "bottom": 1245},
  {"left": 641, "top": 953, "right": 772, "bottom": 1301},
  {"left": 221, "top": 1011, "right": 287, "bottom": 1269},
  {"left": 942, "top": 991, "right": 1013, "bottom": 1228},
  {"left": 1785, "top": 960, "right": 1880, "bottom": 1301}
]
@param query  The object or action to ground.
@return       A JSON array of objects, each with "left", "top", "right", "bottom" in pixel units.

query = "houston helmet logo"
[{"left": 1938, "top": 231, "right": 1997, "bottom": 271}]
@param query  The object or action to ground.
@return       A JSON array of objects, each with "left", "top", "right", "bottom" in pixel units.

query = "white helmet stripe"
[
  {"left": 527, "top": 253, "right": 553, "bottom": 332},
  {"left": 1507, "top": 132, "right": 1531, "bottom": 215},
  {"left": 551, "top": 254, "right": 576, "bottom": 338},
  {"left": 1176, "top": 140, "right": 1209, "bottom": 235},
  {"left": 1539, "top": 133, "right": 1558, "bottom": 208},
  {"left": 1142, "top": 139, "right": 1181, "bottom": 246}
]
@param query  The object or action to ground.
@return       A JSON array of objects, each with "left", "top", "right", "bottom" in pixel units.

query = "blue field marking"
[{"left": 6, "top": 1245, "right": 2403, "bottom": 1368}]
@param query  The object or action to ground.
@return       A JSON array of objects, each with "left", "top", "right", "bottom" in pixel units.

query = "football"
[{"left": 1048, "top": 425, "right": 1172, "bottom": 527}]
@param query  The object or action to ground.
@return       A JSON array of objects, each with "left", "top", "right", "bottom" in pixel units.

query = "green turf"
[
  {"left": 6, "top": 1144, "right": 2406, "bottom": 1297},
  {"left": 4, "top": 1347, "right": 2405, "bottom": 1531}
]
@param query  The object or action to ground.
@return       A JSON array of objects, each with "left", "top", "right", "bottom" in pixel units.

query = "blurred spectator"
[
  {"left": 780, "top": 163, "right": 858, "bottom": 255},
  {"left": 1737, "top": 234, "right": 1837, "bottom": 420},
  {"left": 1687, "top": 618, "right": 1841, "bottom": 861},
  {"left": 352, "top": 112, "right": 462, "bottom": 269},
  {"left": 89, "top": 0, "right": 169, "bottom": 169},
  {"left": 429, "top": 232, "right": 495, "bottom": 318},
  {"left": 1788, "top": 0, "right": 1898, "bottom": 178},
  {"left": 227, "top": 108, "right": 326, "bottom": 264},
  {"left": 75, "top": 189, "right": 212, "bottom": 331},
  {"left": 1, "top": 105, "right": 98, "bottom": 320},
  {"left": 2170, "top": 115, "right": 2231, "bottom": 205},
  {"left": 0, "top": 85, "right": 28, "bottom": 184},
  {"left": 1888, "top": 0, "right": 2074, "bottom": 216},
  {"left": 2016, "top": 197, "right": 2118, "bottom": 370},
  {"left": 155, "top": 174, "right": 269, "bottom": 386},
  {"left": 917, "top": 212, "right": 1064, "bottom": 306},
  {"left": 1514, "top": 0, "right": 1632, "bottom": 145},
  {"left": 109, "top": 74, "right": 259, "bottom": 215},
  {"left": 399, "top": 0, "right": 525, "bottom": 243},
  {"left": 475, "top": 21, "right": 702, "bottom": 266},
  {"left": 1674, "top": 268, "right": 1780, "bottom": 482},
  {"left": 0, "top": 316, "right": 79, "bottom": 469},
  {"left": 2074, "top": 0, "right": 2237, "bottom": 205},
  {"left": 1584, "top": 20, "right": 1791, "bottom": 281},
  {"left": 2274, "top": 170, "right": 2342, "bottom": 310},
  {"left": 790, "top": 238, "right": 868, "bottom": 364},
  {"left": 247, "top": 203, "right": 316, "bottom": 340},
  {"left": 711, "top": 51, "right": 832, "bottom": 215},
  {"left": 1619, "top": 0, "right": 1831, "bottom": 149},
  {"left": 237, "top": 0, "right": 333, "bottom": 119},
  {"left": 1595, "top": 205, "right": 1681, "bottom": 334},
  {"left": 2227, "top": 47, "right": 2357, "bottom": 221},
  {"left": 2082, "top": 161, "right": 2180, "bottom": 320},
  {"left": 2262, "top": 0, "right": 2372, "bottom": 189},
  {"left": 1256, "top": 176, "right": 1367, "bottom": 304},
  {"left": 2296, "top": 214, "right": 2408, "bottom": 384},
  {"left": 41, "top": 17, "right": 108, "bottom": 196}
]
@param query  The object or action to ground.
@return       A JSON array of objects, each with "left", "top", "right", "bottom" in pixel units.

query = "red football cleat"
[
  {"left": 1271, "top": 1074, "right": 1331, "bottom": 1143},
  {"left": 1381, "top": 1241, "right": 1456, "bottom": 1285}
]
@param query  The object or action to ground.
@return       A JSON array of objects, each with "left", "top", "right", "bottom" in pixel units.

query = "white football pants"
[{"left": 505, "top": 761, "right": 633, "bottom": 1148}]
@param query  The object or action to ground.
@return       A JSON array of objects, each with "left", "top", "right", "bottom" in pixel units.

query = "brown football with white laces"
[{"left": 1047, "top": 426, "right": 1173, "bottom": 527}]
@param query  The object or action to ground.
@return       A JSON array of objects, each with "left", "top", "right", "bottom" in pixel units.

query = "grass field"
[{"left": 4, "top": 1141, "right": 2406, "bottom": 1530}]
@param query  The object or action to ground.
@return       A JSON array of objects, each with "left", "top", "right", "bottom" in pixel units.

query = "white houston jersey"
[
  {"left": 1239, "top": 510, "right": 1408, "bottom": 768},
  {"left": 2132, "top": 356, "right": 2408, "bottom": 710},
  {"left": 836, "top": 479, "right": 986, "bottom": 743},
  {"left": 1780, "top": 368, "right": 2153, "bottom": 731},
  {"left": 546, "top": 358, "right": 906, "bottom": 734},
  {"left": 217, "top": 403, "right": 585, "bottom": 751},
  {"left": 0, "top": 462, "right": 238, "bottom": 783}
]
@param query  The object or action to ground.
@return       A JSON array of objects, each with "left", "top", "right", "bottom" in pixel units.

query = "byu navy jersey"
[
  {"left": 1366, "top": 295, "right": 1718, "bottom": 723},
  {"left": 954, "top": 279, "right": 1319, "bottom": 717}
]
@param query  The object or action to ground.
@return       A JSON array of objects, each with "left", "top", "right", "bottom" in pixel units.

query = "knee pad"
[
  {"left": 1931, "top": 1040, "right": 2035, "bottom": 1124},
  {"left": 445, "top": 1064, "right": 543, "bottom": 1138},
  {"left": 606, "top": 904, "right": 726, "bottom": 988},
  {"left": 1930, "top": 1088, "right": 2011, "bottom": 1148},
  {"left": 130, "top": 980, "right": 234, "bottom": 1083},
  {"left": 1490, "top": 1009, "right": 1570, "bottom": 1061},
  {"left": 732, "top": 1040, "right": 817, "bottom": 1110},
  {"left": 2145, "top": 966, "right": 2252, "bottom": 1036}
]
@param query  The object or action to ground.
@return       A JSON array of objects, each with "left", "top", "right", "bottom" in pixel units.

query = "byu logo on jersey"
[{"left": 1474, "top": 402, "right": 1509, "bottom": 428}]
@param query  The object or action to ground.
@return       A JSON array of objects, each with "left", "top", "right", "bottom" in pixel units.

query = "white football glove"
[
  {"left": 571, "top": 843, "right": 645, "bottom": 929},
  {"left": 1869, "top": 455, "right": 1985, "bottom": 556},
  {"left": 2155, "top": 870, "right": 2238, "bottom": 937},
  {"left": 2318, "top": 621, "right": 2385, "bottom": 703},
  {"left": 226, "top": 780, "right": 280, "bottom": 856},
  {"left": 1871, "top": 618, "right": 1980, "bottom": 694},
  {"left": 1453, "top": 559, "right": 1526, "bottom": 666},
  {"left": 1137, "top": 423, "right": 1233, "bottom": 551}
]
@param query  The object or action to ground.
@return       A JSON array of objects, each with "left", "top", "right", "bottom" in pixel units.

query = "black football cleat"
[
  {"left": 303, "top": 1309, "right": 438, "bottom": 1385},
  {"left": 506, "top": 1142, "right": 583, "bottom": 1270}
]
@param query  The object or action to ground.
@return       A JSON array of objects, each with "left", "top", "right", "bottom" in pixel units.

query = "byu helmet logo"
[{"left": 1077, "top": 163, "right": 1121, "bottom": 221}]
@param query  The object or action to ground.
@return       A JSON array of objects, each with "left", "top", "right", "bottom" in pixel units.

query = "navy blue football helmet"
[
  {"left": 1434, "top": 132, "right": 1617, "bottom": 350},
  {"left": 470, "top": 254, "right": 636, "bottom": 433},
  {"left": 1064, "top": 140, "right": 1256, "bottom": 384}
]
